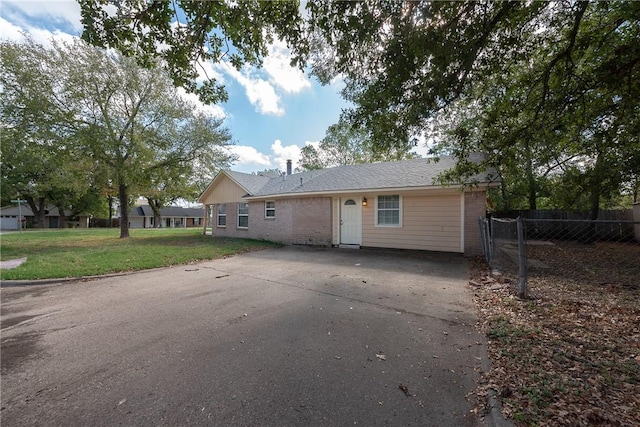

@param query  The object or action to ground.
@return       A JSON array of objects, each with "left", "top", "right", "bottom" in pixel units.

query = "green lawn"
[{"left": 0, "top": 228, "right": 279, "bottom": 280}]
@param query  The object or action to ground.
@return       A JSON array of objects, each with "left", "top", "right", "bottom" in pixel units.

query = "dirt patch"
[{"left": 470, "top": 248, "right": 640, "bottom": 426}]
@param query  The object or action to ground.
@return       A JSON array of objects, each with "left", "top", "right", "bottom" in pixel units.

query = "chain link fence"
[{"left": 480, "top": 216, "right": 640, "bottom": 298}]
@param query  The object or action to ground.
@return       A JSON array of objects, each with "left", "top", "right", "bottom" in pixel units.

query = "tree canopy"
[
  {"left": 80, "top": 0, "right": 305, "bottom": 105},
  {"left": 71, "top": 1, "right": 640, "bottom": 213},
  {"left": 1, "top": 37, "right": 234, "bottom": 236},
  {"left": 304, "top": 1, "right": 639, "bottom": 212},
  {"left": 298, "top": 119, "right": 419, "bottom": 171}
]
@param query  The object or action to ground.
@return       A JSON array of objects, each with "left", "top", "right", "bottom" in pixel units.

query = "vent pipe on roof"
[{"left": 286, "top": 159, "right": 292, "bottom": 176}]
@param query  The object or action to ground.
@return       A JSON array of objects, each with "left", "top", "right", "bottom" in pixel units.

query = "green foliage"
[
  {"left": 0, "top": 229, "right": 279, "bottom": 280},
  {"left": 1, "top": 37, "right": 234, "bottom": 236},
  {"left": 298, "top": 119, "right": 419, "bottom": 171},
  {"left": 303, "top": 1, "right": 639, "bottom": 213},
  {"left": 80, "top": 0, "right": 305, "bottom": 104},
  {"left": 77, "top": 1, "right": 640, "bottom": 212}
]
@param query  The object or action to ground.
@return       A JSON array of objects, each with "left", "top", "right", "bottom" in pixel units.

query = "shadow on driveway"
[{"left": 1, "top": 246, "right": 487, "bottom": 426}]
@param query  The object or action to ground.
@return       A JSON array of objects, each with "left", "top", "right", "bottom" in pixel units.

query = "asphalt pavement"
[{"left": 1, "top": 246, "right": 488, "bottom": 426}]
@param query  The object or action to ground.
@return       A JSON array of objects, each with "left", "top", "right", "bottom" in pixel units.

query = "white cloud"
[
  {"left": 214, "top": 39, "right": 312, "bottom": 117},
  {"left": 0, "top": 16, "right": 25, "bottom": 41},
  {"left": 221, "top": 63, "right": 284, "bottom": 116},
  {"left": 225, "top": 140, "right": 323, "bottom": 173},
  {"left": 304, "top": 140, "right": 321, "bottom": 149},
  {"left": 2, "top": 1, "right": 83, "bottom": 32},
  {"left": 176, "top": 87, "right": 226, "bottom": 119},
  {"left": 263, "top": 39, "right": 311, "bottom": 94},
  {"left": 0, "top": 11, "right": 77, "bottom": 47},
  {"left": 271, "top": 139, "right": 302, "bottom": 171},
  {"left": 228, "top": 145, "right": 272, "bottom": 169}
]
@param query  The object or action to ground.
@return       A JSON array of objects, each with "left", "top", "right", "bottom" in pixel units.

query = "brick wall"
[
  {"left": 212, "top": 202, "right": 249, "bottom": 238},
  {"left": 247, "top": 199, "right": 294, "bottom": 243},
  {"left": 464, "top": 191, "right": 486, "bottom": 256},
  {"left": 291, "top": 197, "right": 332, "bottom": 245},
  {"left": 212, "top": 198, "right": 332, "bottom": 246}
]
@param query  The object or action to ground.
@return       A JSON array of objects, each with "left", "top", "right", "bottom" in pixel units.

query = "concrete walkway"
[{"left": 0, "top": 257, "right": 27, "bottom": 270}]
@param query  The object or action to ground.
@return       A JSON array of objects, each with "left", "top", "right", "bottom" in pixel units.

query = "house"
[
  {"left": 128, "top": 205, "right": 205, "bottom": 229},
  {"left": 0, "top": 205, "right": 90, "bottom": 230},
  {"left": 198, "top": 156, "right": 498, "bottom": 255}
]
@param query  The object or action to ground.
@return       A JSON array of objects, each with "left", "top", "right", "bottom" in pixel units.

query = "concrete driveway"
[{"left": 1, "top": 246, "right": 487, "bottom": 426}]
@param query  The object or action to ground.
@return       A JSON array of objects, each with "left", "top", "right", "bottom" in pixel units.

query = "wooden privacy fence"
[{"left": 491, "top": 209, "right": 636, "bottom": 241}]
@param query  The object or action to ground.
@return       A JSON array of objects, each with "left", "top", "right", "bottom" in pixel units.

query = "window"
[
  {"left": 237, "top": 202, "right": 249, "bottom": 228},
  {"left": 265, "top": 201, "right": 275, "bottom": 218},
  {"left": 217, "top": 204, "right": 226, "bottom": 227},
  {"left": 376, "top": 195, "right": 401, "bottom": 226}
]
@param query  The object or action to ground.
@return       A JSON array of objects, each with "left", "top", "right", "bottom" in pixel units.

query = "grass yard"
[
  {"left": 0, "top": 228, "right": 279, "bottom": 280},
  {"left": 471, "top": 241, "right": 640, "bottom": 426}
]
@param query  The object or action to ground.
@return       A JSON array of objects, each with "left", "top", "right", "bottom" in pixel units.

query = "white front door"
[{"left": 340, "top": 198, "right": 362, "bottom": 245}]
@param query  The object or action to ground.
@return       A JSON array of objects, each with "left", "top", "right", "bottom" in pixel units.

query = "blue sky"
[{"left": 0, "top": 1, "right": 428, "bottom": 174}]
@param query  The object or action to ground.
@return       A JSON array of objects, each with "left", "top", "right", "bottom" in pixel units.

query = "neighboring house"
[
  {"left": 198, "top": 156, "right": 498, "bottom": 255},
  {"left": 128, "top": 205, "right": 205, "bottom": 229},
  {"left": 0, "top": 205, "right": 89, "bottom": 230}
]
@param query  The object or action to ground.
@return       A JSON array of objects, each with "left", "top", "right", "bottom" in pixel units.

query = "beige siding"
[
  {"left": 331, "top": 197, "right": 340, "bottom": 245},
  {"left": 361, "top": 192, "right": 462, "bottom": 252},
  {"left": 200, "top": 175, "right": 247, "bottom": 205},
  {"left": 464, "top": 190, "right": 487, "bottom": 256}
]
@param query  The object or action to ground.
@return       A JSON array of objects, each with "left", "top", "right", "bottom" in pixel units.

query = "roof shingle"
[{"left": 226, "top": 154, "right": 495, "bottom": 198}]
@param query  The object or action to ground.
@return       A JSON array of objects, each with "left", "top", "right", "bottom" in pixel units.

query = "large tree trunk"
[
  {"left": 26, "top": 196, "right": 47, "bottom": 228},
  {"left": 107, "top": 195, "right": 115, "bottom": 227},
  {"left": 118, "top": 183, "right": 130, "bottom": 238},
  {"left": 147, "top": 198, "right": 162, "bottom": 228},
  {"left": 56, "top": 205, "right": 67, "bottom": 229}
]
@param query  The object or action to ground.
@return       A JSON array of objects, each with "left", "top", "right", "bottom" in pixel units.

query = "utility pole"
[{"left": 11, "top": 199, "right": 27, "bottom": 233}]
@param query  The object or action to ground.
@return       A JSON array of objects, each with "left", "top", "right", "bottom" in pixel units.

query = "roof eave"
[{"left": 244, "top": 182, "right": 496, "bottom": 200}]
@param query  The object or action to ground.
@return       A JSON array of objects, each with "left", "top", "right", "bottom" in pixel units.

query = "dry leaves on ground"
[{"left": 470, "top": 242, "right": 640, "bottom": 426}]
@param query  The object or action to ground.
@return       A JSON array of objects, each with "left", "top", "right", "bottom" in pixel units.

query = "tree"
[
  {"left": 426, "top": 2, "right": 640, "bottom": 213},
  {"left": 1, "top": 37, "right": 234, "bottom": 237},
  {"left": 80, "top": 0, "right": 305, "bottom": 104},
  {"left": 1, "top": 39, "right": 94, "bottom": 227},
  {"left": 298, "top": 119, "right": 419, "bottom": 171},
  {"left": 141, "top": 113, "right": 234, "bottom": 227},
  {"left": 79, "top": 2, "right": 640, "bottom": 213}
]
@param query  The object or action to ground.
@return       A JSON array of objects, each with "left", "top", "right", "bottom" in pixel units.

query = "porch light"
[{"left": 362, "top": 197, "right": 368, "bottom": 207}]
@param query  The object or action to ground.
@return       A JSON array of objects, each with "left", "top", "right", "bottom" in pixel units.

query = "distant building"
[
  {"left": 0, "top": 205, "right": 89, "bottom": 230},
  {"left": 128, "top": 205, "right": 205, "bottom": 229}
]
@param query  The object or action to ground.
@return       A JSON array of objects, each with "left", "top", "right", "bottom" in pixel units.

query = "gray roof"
[
  {"left": 0, "top": 206, "right": 67, "bottom": 216},
  {"left": 227, "top": 154, "right": 496, "bottom": 198},
  {"left": 130, "top": 206, "right": 204, "bottom": 217},
  {"left": 226, "top": 171, "right": 272, "bottom": 195}
]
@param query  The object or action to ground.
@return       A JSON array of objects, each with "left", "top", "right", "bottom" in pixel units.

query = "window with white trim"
[
  {"left": 237, "top": 202, "right": 249, "bottom": 228},
  {"left": 265, "top": 201, "right": 275, "bottom": 218},
  {"left": 376, "top": 195, "right": 401, "bottom": 226},
  {"left": 217, "top": 204, "right": 226, "bottom": 227}
]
